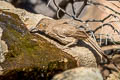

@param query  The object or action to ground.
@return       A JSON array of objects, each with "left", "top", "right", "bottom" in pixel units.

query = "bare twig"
[
  {"left": 112, "top": 2, "right": 120, "bottom": 8},
  {"left": 47, "top": 0, "right": 120, "bottom": 46},
  {"left": 76, "top": 0, "right": 88, "bottom": 18},
  {"left": 93, "top": 23, "right": 120, "bottom": 36},
  {"left": 99, "top": 24, "right": 104, "bottom": 46},
  {"left": 47, "top": 0, "right": 52, "bottom": 7},
  {"left": 71, "top": 1, "right": 76, "bottom": 17},
  {"left": 85, "top": 14, "right": 120, "bottom": 23},
  {"left": 53, "top": 0, "right": 72, "bottom": 18},
  {"left": 50, "top": 0, "right": 120, "bottom": 24},
  {"left": 88, "top": 1, "right": 120, "bottom": 15}
]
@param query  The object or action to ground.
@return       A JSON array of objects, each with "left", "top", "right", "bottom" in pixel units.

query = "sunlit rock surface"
[{"left": 52, "top": 67, "right": 103, "bottom": 80}]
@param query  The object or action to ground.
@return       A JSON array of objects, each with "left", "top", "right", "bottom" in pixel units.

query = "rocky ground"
[{"left": 0, "top": 0, "right": 120, "bottom": 80}]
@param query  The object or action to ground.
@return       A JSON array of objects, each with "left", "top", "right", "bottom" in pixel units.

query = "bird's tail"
[{"left": 86, "top": 35, "right": 110, "bottom": 64}]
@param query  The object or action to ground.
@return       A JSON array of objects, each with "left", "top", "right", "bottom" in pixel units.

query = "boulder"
[
  {"left": 52, "top": 67, "right": 103, "bottom": 80},
  {"left": 0, "top": 10, "right": 77, "bottom": 80}
]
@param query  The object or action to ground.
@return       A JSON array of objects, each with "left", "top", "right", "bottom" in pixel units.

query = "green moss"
[{"left": 0, "top": 10, "right": 77, "bottom": 79}]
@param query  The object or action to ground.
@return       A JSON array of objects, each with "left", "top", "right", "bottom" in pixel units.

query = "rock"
[
  {"left": 0, "top": 0, "right": 15, "bottom": 9},
  {"left": 0, "top": 8, "right": 77, "bottom": 80},
  {"left": 0, "top": 1, "right": 51, "bottom": 30},
  {"left": 3, "top": 0, "right": 84, "bottom": 19},
  {"left": 0, "top": 66, "right": 3, "bottom": 75},
  {"left": 0, "top": 26, "right": 8, "bottom": 63},
  {"left": 112, "top": 54, "right": 120, "bottom": 69},
  {"left": 107, "top": 72, "right": 120, "bottom": 80},
  {"left": 52, "top": 67, "right": 103, "bottom": 80},
  {"left": 66, "top": 46, "right": 97, "bottom": 67}
]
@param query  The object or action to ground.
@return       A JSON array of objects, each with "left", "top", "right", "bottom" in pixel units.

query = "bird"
[{"left": 31, "top": 18, "right": 109, "bottom": 64}]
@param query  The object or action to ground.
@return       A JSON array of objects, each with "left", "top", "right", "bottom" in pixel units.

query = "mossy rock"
[{"left": 0, "top": 10, "right": 77, "bottom": 80}]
